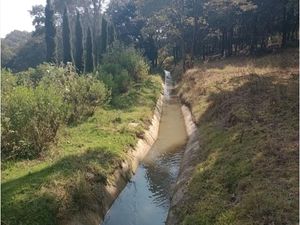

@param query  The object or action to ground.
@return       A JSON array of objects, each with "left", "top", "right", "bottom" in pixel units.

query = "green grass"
[
  {"left": 177, "top": 49, "right": 299, "bottom": 225},
  {"left": 1, "top": 75, "right": 163, "bottom": 225}
]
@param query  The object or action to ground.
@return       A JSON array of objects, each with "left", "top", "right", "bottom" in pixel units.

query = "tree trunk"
[
  {"left": 221, "top": 28, "right": 227, "bottom": 57},
  {"left": 251, "top": 16, "right": 257, "bottom": 54},
  {"left": 191, "top": 15, "right": 198, "bottom": 61},
  {"left": 228, "top": 26, "right": 233, "bottom": 56},
  {"left": 281, "top": 0, "right": 288, "bottom": 48},
  {"left": 202, "top": 45, "right": 206, "bottom": 61}
]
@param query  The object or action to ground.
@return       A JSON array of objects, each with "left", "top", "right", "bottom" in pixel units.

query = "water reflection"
[{"left": 101, "top": 72, "right": 187, "bottom": 225}]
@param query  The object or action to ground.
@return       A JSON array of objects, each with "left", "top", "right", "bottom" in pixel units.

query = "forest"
[
  {"left": 2, "top": 0, "right": 298, "bottom": 72},
  {"left": 1, "top": 0, "right": 299, "bottom": 225}
]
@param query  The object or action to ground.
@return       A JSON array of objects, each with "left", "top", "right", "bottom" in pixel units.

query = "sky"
[
  {"left": 0, "top": 0, "right": 46, "bottom": 38},
  {"left": 0, "top": 0, "right": 110, "bottom": 38}
]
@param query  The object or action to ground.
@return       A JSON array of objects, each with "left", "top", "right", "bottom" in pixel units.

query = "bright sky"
[
  {"left": 0, "top": 0, "right": 46, "bottom": 38},
  {"left": 0, "top": 0, "right": 110, "bottom": 38}
]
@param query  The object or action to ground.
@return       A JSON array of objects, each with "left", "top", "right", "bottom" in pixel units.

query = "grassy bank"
[
  {"left": 1, "top": 76, "right": 162, "bottom": 225},
  {"left": 176, "top": 48, "right": 299, "bottom": 225}
]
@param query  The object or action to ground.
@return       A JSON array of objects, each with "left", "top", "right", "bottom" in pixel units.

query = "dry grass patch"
[{"left": 176, "top": 48, "right": 299, "bottom": 225}]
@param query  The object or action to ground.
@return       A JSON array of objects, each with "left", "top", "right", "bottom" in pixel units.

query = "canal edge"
[
  {"left": 100, "top": 92, "right": 165, "bottom": 224},
  {"left": 166, "top": 104, "right": 201, "bottom": 225}
]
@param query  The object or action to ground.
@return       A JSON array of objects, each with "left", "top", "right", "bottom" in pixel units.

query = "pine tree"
[
  {"left": 101, "top": 17, "right": 108, "bottom": 55},
  {"left": 45, "top": 0, "right": 56, "bottom": 63},
  {"left": 75, "top": 12, "right": 83, "bottom": 73},
  {"left": 85, "top": 28, "right": 94, "bottom": 73},
  {"left": 62, "top": 6, "right": 73, "bottom": 64}
]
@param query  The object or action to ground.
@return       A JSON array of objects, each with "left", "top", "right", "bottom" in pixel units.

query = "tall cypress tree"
[
  {"left": 101, "top": 17, "right": 108, "bottom": 55},
  {"left": 85, "top": 28, "right": 94, "bottom": 73},
  {"left": 108, "top": 24, "right": 115, "bottom": 46},
  {"left": 75, "top": 12, "right": 83, "bottom": 73},
  {"left": 62, "top": 6, "right": 73, "bottom": 64},
  {"left": 45, "top": 0, "right": 56, "bottom": 63}
]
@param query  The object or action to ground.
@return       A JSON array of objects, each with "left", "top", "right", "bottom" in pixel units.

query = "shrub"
[
  {"left": 97, "top": 65, "right": 131, "bottom": 95},
  {"left": 16, "top": 63, "right": 66, "bottom": 87},
  {"left": 64, "top": 75, "right": 109, "bottom": 124},
  {"left": 1, "top": 64, "right": 109, "bottom": 159},
  {"left": 38, "top": 65, "right": 110, "bottom": 124},
  {"left": 1, "top": 85, "right": 65, "bottom": 159},
  {"left": 96, "top": 43, "right": 150, "bottom": 96},
  {"left": 1, "top": 69, "right": 16, "bottom": 94}
]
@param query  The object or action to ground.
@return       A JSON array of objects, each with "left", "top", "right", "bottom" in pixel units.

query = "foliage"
[
  {"left": 107, "top": 1, "right": 143, "bottom": 45},
  {"left": 35, "top": 64, "right": 109, "bottom": 124},
  {"left": 101, "top": 17, "right": 108, "bottom": 55},
  {"left": 1, "top": 69, "right": 17, "bottom": 94},
  {"left": 111, "top": 76, "right": 162, "bottom": 109},
  {"left": 75, "top": 12, "right": 84, "bottom": 73},
  {"left": 96, "top": 44, "right": 149, "bottom": 97},
  {"left": 1, "top": 64, "right": 109, "bottom": 160},
  {"left": 45, "top": 0, "right": 57, "bottom": 63},
  {"left": 29, "top": 4, "right": 45, "bottom": 36},
  {"left": 105, "top": 44, "right": 149, "bottom": 80},
  {"left": 85, "top": 27, "right": 94, "bottom": 73},
  {"left": 62, "top": 7, "right": 73, "bottom": 64},
  {"left": 107, "top": 0, "right": 298, "bottom": 71},
  {"left": 8, "top": 34, "right": 46, "bottom": 72},
  {"left": 97, "top": 64, "right": 131, "bottom": 95},
  {"left": 107, "top": 24, "right": 115, "bottom": 46},
  {"left": 1, "top": 85, "right": 65, "bottom": 159},
  {"left": 63, "top": 75, "right": 109, "bottom": 124},
  {"left": 107, "top": 0, "right": 160, "bottom": 66},
  {"left": 1, "top": 75, "right": 162, "bottom": 225},
  {"left": 1, "top": 31, "right": 31, "bottom": 68}
]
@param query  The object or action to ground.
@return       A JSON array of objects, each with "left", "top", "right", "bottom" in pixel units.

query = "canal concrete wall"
[
  {"left": 101, "top": 94, "right": 164, "bottom": 221},
  {"left": 65, "top": 93, "right": 164, "bottom": 225}
]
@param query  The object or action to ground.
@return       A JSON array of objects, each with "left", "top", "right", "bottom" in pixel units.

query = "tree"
[
  {"left": 1, "top": 31, "right": 31, "bottom": 69},
  {"left": 51, "top": 0, "right": 103, "bottom": 66},
  {"left": 2, "top": 34, "right": 46, "bottom": 72},
  {"left": 45, "top": 0, "right": 56, "bottom": 63},
  {"left": 85, "top": 27, "right": 94, "bottom": 73},
  {"left": 62, "top": 6, "right": 73, "bottom": 64},
  {"left": 108, "top": 24, "right": 115, "bottom": 46},
  {"left": 75, "top": 12, "right": 84, "bottom": 73},
  {"left": 29, "top": 5, "right": 45, "bottom": 36},
  {"left": 107, "top": 1, "right": 145, "bottom": 45},
  {"left": 101, "top": 17, "right": 108, "bottom": 55}
]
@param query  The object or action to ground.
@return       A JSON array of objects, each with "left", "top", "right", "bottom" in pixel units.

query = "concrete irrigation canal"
[{"left": 101, "top": 71, "right": 188, "bottom": 225}]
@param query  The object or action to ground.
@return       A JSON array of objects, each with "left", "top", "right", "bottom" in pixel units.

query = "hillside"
[{"left": 175, "top": 48, "right": 299, "bottom": 225}]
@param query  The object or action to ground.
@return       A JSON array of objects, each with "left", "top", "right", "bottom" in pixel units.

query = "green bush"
[
  {"left": 97, "top": 65, "right": 131, "bottom": 95},
  {"left": 1, "top": 86, "right": 65, "bottom": 159},
  {"left": 38, "top": 65, "right": 110, "bottom": 124},
  {"left": 1, "top": 69, "right": 16, "bottom": 94},
  {"left": 16, "top": 63, "right": 66, "bottom": 87},
  {"left": 96, "top": 44, "right": 149, "bottom": 97},
  {"left": 1, "top": 64, "right": 110, "bottom": 159},
  {"left": 64, "top": 75, "right": 109, "bottom": 124}
]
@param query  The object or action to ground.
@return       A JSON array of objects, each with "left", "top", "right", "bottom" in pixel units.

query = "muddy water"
[{"left": 101, "top": 72, "right": 187, "bottom": 225}]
